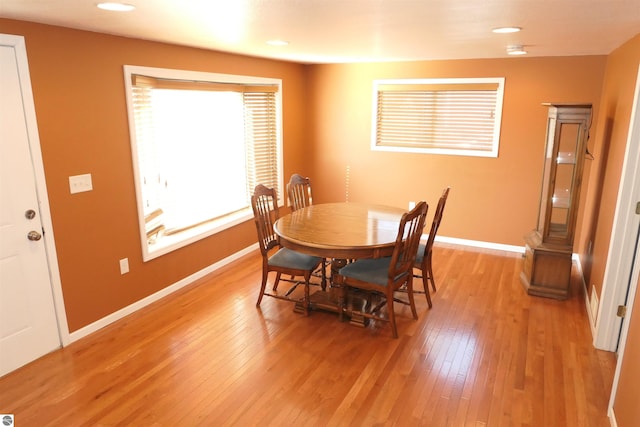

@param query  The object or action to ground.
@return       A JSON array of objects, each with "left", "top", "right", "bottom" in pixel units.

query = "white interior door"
[{"left": 0, "top": 35, "right": 62, "bottom": 376}]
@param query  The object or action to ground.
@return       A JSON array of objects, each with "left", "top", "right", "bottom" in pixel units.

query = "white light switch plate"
[
  {"left": 69, "top": 174, "right": 93, "bottom": 194},
  {"left": 119, "top": 258, "right": 129, "bottom": 275}
]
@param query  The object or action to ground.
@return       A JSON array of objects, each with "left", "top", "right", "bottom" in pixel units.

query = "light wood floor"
[{"left": 0, "top": 244, "right": 616, "bottom": 426}]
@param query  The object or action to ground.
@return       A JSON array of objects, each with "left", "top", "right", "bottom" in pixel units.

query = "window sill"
[{"left": 142, "top": 207, "right": 254, "bottom": 261}]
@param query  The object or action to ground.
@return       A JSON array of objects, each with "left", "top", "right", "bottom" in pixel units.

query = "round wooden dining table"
[
  {"left": 274, "top": 202, "right": 406, "bottom": 260},
  {"left": 273, "top": 202, "right": 408, "bottom": 324}
]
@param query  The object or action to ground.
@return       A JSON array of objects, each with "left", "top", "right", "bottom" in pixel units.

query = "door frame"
[
  {"left": 594, "top": 63, "right": 640, "bottom": 352},
  {"left": 2, "top": 33, "right": 70, "bottom": 346}
]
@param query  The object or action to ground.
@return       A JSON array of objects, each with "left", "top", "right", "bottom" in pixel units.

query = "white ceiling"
[{"left": 1, "top": 0, "right": 639, "bottom": 64}]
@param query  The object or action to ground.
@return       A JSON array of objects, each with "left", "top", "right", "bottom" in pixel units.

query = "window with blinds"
[
  {"left": 372, "top": 78, "right": 505, "bottom": 157},
  {"left": 124, "top": 65, "right": 282, "bottom": 261}
]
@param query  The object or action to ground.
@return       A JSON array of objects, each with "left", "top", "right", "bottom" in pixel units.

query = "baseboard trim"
[
  {"left": 609, "top": 406, "right": 618, "bottom": 427},
  {"left": 574, "top": 256, "right": 598, "bottom": 338},
  {"left": 435, "top": 236, "right": 525, "bottom": 254},
  {"left": 69, "top": 243, "right": 259, "bottom": 344}
]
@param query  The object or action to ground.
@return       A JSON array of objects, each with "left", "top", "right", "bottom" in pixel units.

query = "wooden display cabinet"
[{"left": 521, "top": 103, "right": 592, "bottom": 299}]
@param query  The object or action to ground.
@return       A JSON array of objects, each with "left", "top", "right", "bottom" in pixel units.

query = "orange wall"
[
  {"left": 597, "top": 34, "right": 640, "bottom": 427},
  {"left": 306, "top": 58, "right": 606, "bottom": 245},
  {"left": 580, "top": 34, "right": 640, "bottom": 296},
  {"left": 0, "top": 19, "right": 309, "bottom": 331}
]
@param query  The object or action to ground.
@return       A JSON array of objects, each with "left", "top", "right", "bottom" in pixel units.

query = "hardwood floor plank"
[{"left": 0, "top": 244, "right": 616, "bottom": 426}]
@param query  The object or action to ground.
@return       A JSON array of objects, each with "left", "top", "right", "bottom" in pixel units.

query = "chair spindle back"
[
  {"left": 251, "top": 184, "right": 280, "bottom": 255},
  {"left": 287, "top": 173, "right": 313, "bottom": 211}
]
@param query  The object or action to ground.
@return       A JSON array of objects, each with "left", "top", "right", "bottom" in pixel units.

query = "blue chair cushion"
[
  {"left": 415, "top": 242, "right": 426, "bottom": 264},
  {"left": 269, "top": 248, "right": 321, "bottom": 271},
  {"left": 339, "top": 257, "right": 408, "bottom": 287}
]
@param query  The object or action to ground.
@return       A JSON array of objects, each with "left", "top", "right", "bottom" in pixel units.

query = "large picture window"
[
  {"left": 372, "top": 78, "right": 505, "bottom": 157},
  {"left": 124, "top": 66, "right": 283, "bottom": 260}
]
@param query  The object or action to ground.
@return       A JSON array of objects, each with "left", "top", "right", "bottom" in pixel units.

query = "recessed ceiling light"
[
  {"left": 267, "top": 40, "right": 289, "bottom": 46},
  {"left": 493, "top": 27, "right": 522, "bottom": 34},
  {"left": 507, "top": 44, "right": 528, "bottom": 55},
  {"left": 97, "top": 2, "right": 136, "bottom": 12}
]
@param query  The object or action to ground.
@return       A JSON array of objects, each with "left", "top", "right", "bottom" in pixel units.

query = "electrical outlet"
[
  {"left": 408, "top": 201, "right": 416, "bottom": 209},
  {"left": 119, "top": 258, "right": 129, "bottom": 275}
]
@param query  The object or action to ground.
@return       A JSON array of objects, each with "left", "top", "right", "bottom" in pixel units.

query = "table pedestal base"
[{"left": 294, "top": 287, "right": 372, "bottom": 327}]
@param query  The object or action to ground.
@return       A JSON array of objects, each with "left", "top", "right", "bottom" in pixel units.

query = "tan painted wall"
[
  {"left": 603, "top": 34, "right": 640, "bottom": 427},
  {"left": 580, "top": 34, "right": 640, "bottom": 296},
  {"left": 0, "top": 19, "right": 309, "bottom": 331},
  {"left": 306, "top": 58, "right": 606, "bottom": 246}
]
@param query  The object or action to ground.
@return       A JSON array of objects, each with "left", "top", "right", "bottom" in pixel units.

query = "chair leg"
[
  {"left": 273, "top": 272, "right": 282, "bottom": 291},
  {"left": 422, "top": 274, "right": 433, "bottom": 309},
  {"left": 387, "top": 289, "right": 398, "bottom": 338},
  {"left": 406, "top": 278, "right": 418, "bottom": 319},
  {"left": 336, "top": 277, "right": 346, "bottom": 322},
  {"left": 426, "top": 252, "right": 437, "bottom": 292},
  {"left": 320, "top": 259, "right": 327, "bottom": 290},
  {"left": 256, "top": 269, "right": 268, "bottom": 307},
  {"left": 303, "top": 273, "right": 311, "bottom": 316}
]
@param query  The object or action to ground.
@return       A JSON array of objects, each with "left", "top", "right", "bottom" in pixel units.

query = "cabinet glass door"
[
  {"left": 537, "top": 117, "right": 556, "bottom": 233},
  {"left": 549, "top": 121, "right": 579, "bottom": 239}
]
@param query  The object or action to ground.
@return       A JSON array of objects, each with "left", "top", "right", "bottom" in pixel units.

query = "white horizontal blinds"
[
  {"left": 130, "top": 82, "right": 163, "bottom": 216},
  {"left": 244, "top": 91, "right": 279, "bottom": 199},
  {"left": 376, "top": 82, "right": 499, "bottom": 152},
  {"left": 130, "top": 73, "right": 279, "bottom": 234},
  {"left": 132, "top": 74, "right": 278, "bottom": 93}
]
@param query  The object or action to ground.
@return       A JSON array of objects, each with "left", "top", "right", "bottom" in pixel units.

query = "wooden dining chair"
[
  {"left": 335, "top": 201, "right": 428, "bottom": 338},
  {"left": 286, "top": 173, "right": 313, "bottom": 211},
  {"left": 251, "top": 184, "right": 324, "bottom": 316},
  {"left": 413, "top": 187, "right": 450, "bottom": 307},
  {"left": 286, "top": 173, "right": 330, "bottom": 288}
]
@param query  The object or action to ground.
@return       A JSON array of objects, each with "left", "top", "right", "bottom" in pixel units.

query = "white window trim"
[
  {"left": 371, "top": 77, "right": 505, "bottom": 158},
  {"left": 123, "top": 65, "right": 284, "bottom": 261}
]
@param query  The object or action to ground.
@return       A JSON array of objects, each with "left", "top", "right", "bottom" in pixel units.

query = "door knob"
[{"left": 27, "top": 230, "right": 42, "bottom": 241}]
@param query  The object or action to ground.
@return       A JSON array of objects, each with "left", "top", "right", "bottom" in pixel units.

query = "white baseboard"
[
  {"left": 69, "top": 243, "right": 258, "bottom": 343},
  {"left": 574, "top": 256, "right": 598, "bottom": 338},
  {"left": 609, "top": 406, "right": 618, "bottom": 427},
  {"left": 435, "top": 236, "right": 525, "bottom": 254}
]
